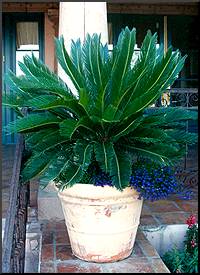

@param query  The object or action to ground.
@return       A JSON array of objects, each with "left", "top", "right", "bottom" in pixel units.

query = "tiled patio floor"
[{"left": 141, "top": 197, "right": 198, "bottom": 227}]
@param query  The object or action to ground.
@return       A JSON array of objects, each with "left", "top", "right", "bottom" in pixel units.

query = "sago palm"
[{"left": 3, "top": 27, "right": 197, "bottom": 190}]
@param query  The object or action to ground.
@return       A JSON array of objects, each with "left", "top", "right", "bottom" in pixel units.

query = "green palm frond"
[
  {"left": 7, "top": 55, "right": 74, "bottom": 100},
  {"left": 26, "top": 95, "right": 68, "bottom": 110},
  {"left": 109, "top": 27, "right": 136, "bottom": 104},
  {"left": 165, "top": 130, "right": 198, "bottom": 145},
  {"left": 4, "top": 113, "right": 61, "bottom": 134},
  {"left": 110, "top": 146, "right": 131, "bottom": 190},
  {"left": 60, "top": 116, "right": 98, "bottom": 140},
  {"left": 59, "top": 141, "right": 93, "bottom": 189},
  {"left": 59, "top": 119, "right": 77, "bottom": 139},
  {"left": 122, "top": 49, "right": 187, "bottom": 118},
  {"left": 120, "top": 143, "right": 182, "bottom": 166},
  {"left": 112, "top": 116, "right": 143, "bottom": 141},
  {"left": 94, "top": 141, "right": 113, "bottom": 173},
  {"left": 25, "top": 128, "right": 57, "bottom": 147},
  {"left": 129, "top": 127, "right": 176, "bottom": 143},
  {"left": 21, "top": 149, "right": 58, "bottom": 182},
  {"left": 31, "top": 129, "right": 70, "bottom": 153},
  {"left": 144, "top": 107, "right": 197, "bottom": 125},
  {"left": 4, "top": 27, "right": 197, "bottom": 189},
  {"left": 70, "top": 38, "right": 84, "bottom": 75},
  {"left": 55, "top": 35, "right": 85, "bottom": 91}
]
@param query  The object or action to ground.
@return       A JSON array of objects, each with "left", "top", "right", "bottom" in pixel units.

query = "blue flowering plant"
[
  {"left": 3, "top": 27, "right": 197, "bottom": 197},
  {"left": 129, "top": 160, "right": 194, "bottom": 201},
  {"left": 56, "top": 158, "right": 192, "bottom": 201}
]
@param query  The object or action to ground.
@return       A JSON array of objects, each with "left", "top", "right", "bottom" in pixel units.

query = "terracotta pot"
[{"left": 58, "top": 184, "right": 143, "bottom": 263}]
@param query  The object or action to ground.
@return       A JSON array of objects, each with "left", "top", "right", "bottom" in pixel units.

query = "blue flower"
[
  {"left": 83, "top": 159, "right": 193, "bottom": 201},
  {"left": 129, "top": 160, "right": 193, "bottom": 201}
]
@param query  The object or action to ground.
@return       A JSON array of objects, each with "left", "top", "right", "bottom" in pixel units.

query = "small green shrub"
[{"left": 162, "top": 214, "right": 198, "bottom": 273}]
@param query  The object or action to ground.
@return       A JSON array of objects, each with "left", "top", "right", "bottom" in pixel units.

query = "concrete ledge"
[{"left": 38, "top": 182, "right": 64, "bottom": 221}]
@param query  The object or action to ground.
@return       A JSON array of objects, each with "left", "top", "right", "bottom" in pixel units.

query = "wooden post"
[{"left": 164, "top": 15, "right": 168, "bottom": 55}]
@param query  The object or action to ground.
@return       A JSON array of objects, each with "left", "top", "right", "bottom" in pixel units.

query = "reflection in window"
[{"left": 16, "top": 50, "right": 39, "bottom": 76}]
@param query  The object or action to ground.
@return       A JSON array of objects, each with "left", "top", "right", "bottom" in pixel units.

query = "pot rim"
[{"left": 56, "top": 183, "right": 140, "bottom": 200}]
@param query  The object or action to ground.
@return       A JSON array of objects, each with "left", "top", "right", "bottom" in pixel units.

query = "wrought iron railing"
[
  {"left": 158, "top": 88, "right": 198, "bottom": 109},
  {"left": 162, "top": 88, "right": 198, "bottom": 193},
  {"left": 170, "top": 88, "right": 198, "bottom": 109},
  {"left": 2, "top": 135, "right": 30, "bottom": 273}
]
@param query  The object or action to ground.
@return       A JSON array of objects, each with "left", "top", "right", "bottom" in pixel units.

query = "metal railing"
[
  {"left": 2, "top": 135, "right": 30, "bottom": 273},
  {"left": 170, "top": 88, "right": 198, "bottom": 109},
  {"left": 159, "top": 88, "right": 198, "bottom": 109},
  {"left": 162, "top": 88, "right": 198, "bottom": 193}
]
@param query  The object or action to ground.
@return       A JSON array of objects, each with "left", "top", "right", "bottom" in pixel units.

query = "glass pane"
[
  {"left": 108, "top": 14, "right": 163, "bottom": 48},
  {"left": 16, "top": 22, "right": 39, "bottom": 49},
  {"left": 18, "top": 44, "right": 39, "bottom": 51},
  {"left": 16, "top": 51, "right": 39, "bottom": 76},
  {"left": 168, "top": 16, "right": 198, "bottom": 88},
  {"left": 129, "top": 16, "right": 162, "bottom": 48}
]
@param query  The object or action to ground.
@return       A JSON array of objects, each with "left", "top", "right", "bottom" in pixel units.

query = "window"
[{"left": 16, "top": 22, "right": 39, "bottom": 76}]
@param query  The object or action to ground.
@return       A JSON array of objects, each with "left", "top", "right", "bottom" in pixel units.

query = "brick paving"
[{"left": 141, "top": 198, "right": 198, "bottom": 226}]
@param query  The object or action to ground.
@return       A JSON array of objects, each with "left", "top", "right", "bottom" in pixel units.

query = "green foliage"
[
  {"left": 162, "top": 218, "right": 198, "bottom": 273},
  {"left": 3, "top": 27, "right": 197, "bottom": 190}
]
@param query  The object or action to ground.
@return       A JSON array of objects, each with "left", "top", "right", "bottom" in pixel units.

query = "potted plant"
[{"left": 4, "top": 27, "right": 197, "bottom": 262}]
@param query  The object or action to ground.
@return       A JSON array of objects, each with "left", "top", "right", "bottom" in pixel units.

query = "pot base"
[{"left": 72, "top": 248, "right": 132, "bottom": 263}]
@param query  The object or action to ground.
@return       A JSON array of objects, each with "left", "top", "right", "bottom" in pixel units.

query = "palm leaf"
[
  {"left": 109, "top": 27, "right": 136, "bottom": 106},
  {"left": 25, "top": 128, "right": 57, "bottom": 147},
  {"left": 94, "top": 141, "right": 113, "bottom": 173},
  {"left": 21, "top": 149, "right": 58, "bottom": 182},
  {"left": 59, "top": 141, "right": 93, "bottom": 189},
  {"left": 143, "top": 107, "right": 197, "bottom": 125},
  {"left": 110, "top": 146, "right": 131, "bottom": 190},
  {"left": 32, "top": 129, "right": 70, "bottom": 152},
  {"left": 39, "top": 144, "right": 73, "bottom": 187},
  {"left": 122, "top": 48, "right": 186, "bottom": 119},
  {"left": 165, "top": 130, "right": 198, "bottom": 145},
  {"left": 59, "top": 119, "right": 77, "bottom": 139},
  {"left": 120, "top": 143, "right": 182, "bottom": 166},
  {"left": 112, "top": 116, "right": 143, "bottom": 141},
  {"left": 55, "top": 36, "right": 85, "bottom": 91},
  {"left": 70, "top": 38, "right": 84, "bottom": 76},
  {"left": 82, "top": 34, "right": 111, "bottom": 117},
  {"left": 4, "top": 113, "right": 62, "bottom": 134}
]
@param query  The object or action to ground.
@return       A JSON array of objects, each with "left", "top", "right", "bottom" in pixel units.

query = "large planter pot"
[{"left": 58, "top": 184, "right": 143, "bottom": 263}]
